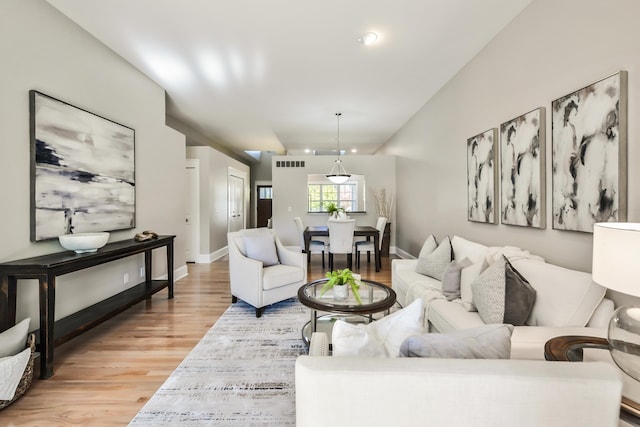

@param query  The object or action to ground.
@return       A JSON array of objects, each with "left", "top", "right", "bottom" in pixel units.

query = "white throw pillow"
[
  {"left": 415, "top": 236, "right": 452, "bottom": 281},
  {"left": 242, "top": 228, "right": 280, "bottom": 266},
  {"left": 451, "top": 235, "right": 489, "bottom": 263},
  {"left": 332, "top": 299, "right": 425, "bottom": 357},
  {"left": 0, "top": 318, "right": 30, "bottom": 358}
]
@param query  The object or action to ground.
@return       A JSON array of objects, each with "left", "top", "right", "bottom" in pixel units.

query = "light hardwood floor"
[{"left": 0, "top": 252, "right": 395, "bottom": 426}]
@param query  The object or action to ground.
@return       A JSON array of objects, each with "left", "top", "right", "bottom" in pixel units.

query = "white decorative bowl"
[{"left": 58, "top": 232, "right": 110, "bottom": 253}]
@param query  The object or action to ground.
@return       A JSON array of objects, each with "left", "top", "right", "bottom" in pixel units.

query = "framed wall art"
[
  {"left": 30, "top": 90, "right": 136, "bottom": 241},
  {"left": 467, "top": 128, "right": 498, "bottom": 224},
  {"left": 551, "top": 71, "right": 627, "bottom": 233},
  {"left": 500, "top": 107, "right": 546, "bottom": 228}
]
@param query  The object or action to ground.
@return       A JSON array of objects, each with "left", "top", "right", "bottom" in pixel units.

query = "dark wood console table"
[{"left": 0, "top": 235, "right": 175, "bottom": 379}]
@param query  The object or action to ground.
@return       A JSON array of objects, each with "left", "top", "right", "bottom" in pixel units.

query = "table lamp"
[{"left": 592, "top": 222, "right": 640, "bottom": 381}]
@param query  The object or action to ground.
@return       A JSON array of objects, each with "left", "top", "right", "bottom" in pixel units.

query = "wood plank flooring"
[{"left": 0, "top": 252, "right": 394, "bottom": 426}]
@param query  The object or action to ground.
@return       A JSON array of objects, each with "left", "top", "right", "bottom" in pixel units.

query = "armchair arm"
[
  {"left": 309, "top": 332, "right": 329, "bottom": 356},
  {"left": 275, "top": 237, "right": 306, "bottom": 269},
  {"left": 228, "top": 244, "right": 265, "bottom": 306}
]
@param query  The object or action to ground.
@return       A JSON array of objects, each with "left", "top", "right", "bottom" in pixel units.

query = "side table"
[{"left": 545, "top": 335, "right": 640, "bottom": 424}]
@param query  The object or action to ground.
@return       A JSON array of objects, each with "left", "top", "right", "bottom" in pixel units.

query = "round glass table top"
[{"left": 297, "top": 278, "right": 396, "bottom": 315}]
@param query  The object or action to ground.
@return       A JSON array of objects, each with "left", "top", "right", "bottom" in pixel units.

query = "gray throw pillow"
[
  {"left": 441, "top": 257, "right": 472, "bottom": 301},
  {"left": 470, "top": 256, "right": 506, "bottom": 324},
  {"left": 504, "top": 256, "right": 536, "bottom": 326},
  {"left": 399, "top": 324, "right": 514, "bottom": 359},
  {"left": 243, "top": 229, "right": 280, "bottom": 266},
  {"left": 415, "top": 235, "right": 452, "bottom": 281},
  {"left": 415, "top": 235, "right": 437, "bottom": 267}
]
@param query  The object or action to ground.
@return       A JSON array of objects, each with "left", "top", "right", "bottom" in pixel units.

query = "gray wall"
[
  {"left": 1, "top": 0, "right": 187, "bottom": 329},
  {"left": 379, "top": 0, "right": 640, "bottom": 277},
  {"left": 272, "top": 155, "right": 396, "bottom": 248}
]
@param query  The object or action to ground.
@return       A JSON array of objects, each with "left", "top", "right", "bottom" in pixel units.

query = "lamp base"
[{"left": 609, "top": 306, "right": 640, "bottom": 381}]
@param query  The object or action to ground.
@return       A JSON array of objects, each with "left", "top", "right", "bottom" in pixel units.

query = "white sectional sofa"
[{"left": 392, "top": 235, "right": 614, "bottom": 359}]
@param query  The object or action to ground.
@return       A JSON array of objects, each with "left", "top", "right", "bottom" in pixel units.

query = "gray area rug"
[{"left": 129, "top": 298, "right": 308, "bottom": 426}]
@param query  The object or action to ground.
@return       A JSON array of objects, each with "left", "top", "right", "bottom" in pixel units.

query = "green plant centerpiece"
[
  {"left": 320, "top": 268, "right": 362, "bottom": 304},
  {"left": 325, "top": 202, "right": 345, "bottom": 218}
]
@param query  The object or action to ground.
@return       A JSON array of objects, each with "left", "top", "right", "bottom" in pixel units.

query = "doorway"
[
  {"left": 257, "top": 185, "right": 272, "bottom": 228},
  {"left": 228, "top": 169, "right": 246, "bottom": 232}
]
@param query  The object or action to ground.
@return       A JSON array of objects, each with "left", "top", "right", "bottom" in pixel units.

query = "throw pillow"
[
  {"left": 414, "top": 235, "right": 437, "bottom": 276},
  {"left": 415, "top": 236, "right": 452, "bottom": 281},
  {"left": 503, "top": 257, "right": 536, "bottom": 326},
  {"left": 242, "top": 228, "right": 280, "bottom": 266},
  {"left": 399, "top": 324, "right": 514, "bottom": 359},
  {"left": 441, "top": 257, "right": 472, "bottom": 301},
  {"left": 459, "top": 258, "right": 490, "bottom": 311},
  {"left": 470, "top": 256, "right": 507, "bottom": 324},
  {"left": 332, "top": 298, "right": 425, "bottom": 357},
  {"left": 0, "top": 318, "right": 30, "bottom": 358}
]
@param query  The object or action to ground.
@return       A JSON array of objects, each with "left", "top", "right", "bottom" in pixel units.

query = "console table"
[{"left": 0, "top": 235, "right": 175, "bottom": 379}]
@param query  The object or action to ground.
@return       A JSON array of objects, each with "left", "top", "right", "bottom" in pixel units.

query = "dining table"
[{"left": 303, "top": 225, "right": 381, "bottom": 271}]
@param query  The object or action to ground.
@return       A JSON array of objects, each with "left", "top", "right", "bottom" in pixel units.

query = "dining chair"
[
  {"left": 354, "top": 216, "right": 387, "bottom": 270},
  {"left": 327, "top": 218, "right": 356, "bottom": 271},
  {"left": 293, "top": 217, "right": 327, "bottom": 268}
]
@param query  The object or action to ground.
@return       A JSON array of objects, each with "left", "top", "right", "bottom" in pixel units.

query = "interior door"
[
  {"left": 256, "top": 185, "right": 272, "bottom": 227},
  {"left": 228, "top": 174, "right": 245, "bottom": 232},
  {"left": 185, "top": 160, "right": 199, "bottom": 262}
]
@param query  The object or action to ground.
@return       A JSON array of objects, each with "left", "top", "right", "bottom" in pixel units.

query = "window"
[
  {"left": 258, "top": 186, "right": 272, "bottom": 199},
  {"left": 308, "top": 182, "right": 358, "bottom": 212}
]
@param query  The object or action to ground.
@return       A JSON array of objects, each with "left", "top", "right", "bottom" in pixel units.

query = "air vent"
[{"left": 276, "top": 160, "right": 305, "bottom": 168}]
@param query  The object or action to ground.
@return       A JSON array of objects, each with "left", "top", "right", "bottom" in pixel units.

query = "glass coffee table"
[{"left": 297, "top": 278, "right": 397, "bottom": 347}]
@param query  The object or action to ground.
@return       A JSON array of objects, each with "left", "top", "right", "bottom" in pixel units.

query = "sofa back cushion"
[
  {"left": 511, "top": 258, "right": 605, "bottom": 327},
  {"left": 451, "top": 236, "right": 489, "bottom": 263}
]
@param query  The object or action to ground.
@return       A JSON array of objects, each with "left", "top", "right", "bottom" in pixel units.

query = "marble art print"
[
  {"left": 30, "top": 91, "right": 136, "bottom": 241},
  {"left": 551, "top": 72, "right": 627, "bottom": 233},
  {"left": 500, "top": 108, "right": 545, "bottom": 228},
  {"left": 467, "top": 128, "right": 498, "bottom": 224}
]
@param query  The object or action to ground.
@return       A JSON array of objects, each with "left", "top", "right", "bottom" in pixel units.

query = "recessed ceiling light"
[
  {"left": 358, "top": 32, "right": 378, "bottom": 46},
  {"left": 304, "top": 149, "right": 311, "bottom": 153},
  {"left": 351, "top": 148, "right": 358, "bottom": 153}
]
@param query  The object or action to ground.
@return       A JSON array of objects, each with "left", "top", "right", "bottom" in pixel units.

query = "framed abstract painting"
[
  {"left": 499, "top": 107, "right": 546, "bottom": 228},
  {"left": 467, "top": 128, "right": 498, "bottom": 224},
  {"left": 30, "top": 91, "right": 136, "bottom": 241},
  {"left": 551, "top": 71, "right": 627, "bottom": 233}
]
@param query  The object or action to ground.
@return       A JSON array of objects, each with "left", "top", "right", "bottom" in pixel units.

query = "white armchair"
[{"left": 227, "top": 228, "right": 307, "bottom": 317}]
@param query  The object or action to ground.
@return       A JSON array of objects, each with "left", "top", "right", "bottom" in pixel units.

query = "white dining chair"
[
  {"left": 293, "top": 217, "right": 327, "bottom": 268},
  {"left": 354, "top": 216, "right": 387, "bottom": 269},
  {"left": 327, "top": 218, "right": 356, "bottom": 271}
]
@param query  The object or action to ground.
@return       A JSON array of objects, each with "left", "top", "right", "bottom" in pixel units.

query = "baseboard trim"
[
  {"left": 156, "top": 264, "right": 189, "bottom": 281},
  {"left": 196, "top": 247, "right": 228, "bottom": 264}
]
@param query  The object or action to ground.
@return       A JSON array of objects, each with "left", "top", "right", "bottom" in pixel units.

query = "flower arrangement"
[{"left": 319, "top": 268, "right": 362, "bottom": 304}]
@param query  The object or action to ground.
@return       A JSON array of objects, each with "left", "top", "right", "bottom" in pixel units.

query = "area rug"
[{"left": 128, "top": 298, "right": 308, "bottom": 426}]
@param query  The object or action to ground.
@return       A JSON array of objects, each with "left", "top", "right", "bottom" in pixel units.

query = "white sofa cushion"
[
  {"left": 262, "top": 264, "right": 305, "bottom": 290},
  {"left": 399, "top": 323, "right": 513, "bottom": 359},
  {"left": 451, "top": 235, "right": 489, "bottom": 263},
  {"left": 428, "top": 299, "right": 485, "bottom": 332},
  {"left": 332, "top": 299, "right": 425, "bottom": 357},
  {"left": 511, "top": 258, "right": 606, "bottom": 327},
  {"left": 510, "top": 326, "right": 607, "bottom": 359}
]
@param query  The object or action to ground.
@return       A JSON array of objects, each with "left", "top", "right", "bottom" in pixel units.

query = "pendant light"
[{"left": 326, "top": 112, "right": 351, "bottom": 184}]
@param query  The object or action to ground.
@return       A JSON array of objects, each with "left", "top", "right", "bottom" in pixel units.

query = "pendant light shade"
[{"left": 326, "top": 112, "right": 351, "bottom": 184}]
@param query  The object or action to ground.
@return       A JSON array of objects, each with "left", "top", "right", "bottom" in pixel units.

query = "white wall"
[
  {"left": 186, "top": 146, "right": 250, "bottom": 261},
  {"left": 0, "top": 0, "right": 187, "bottom": 329},
  {"left": 379, "top": 0, "right": 640, "bottom": 278},
  {"left": 272, "top": 155, "right": 396, "bottom": 247}
]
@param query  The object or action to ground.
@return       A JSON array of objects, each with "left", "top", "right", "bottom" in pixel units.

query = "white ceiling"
[{"left": 46, "top": 0, "right": 532, "bottom": 160}]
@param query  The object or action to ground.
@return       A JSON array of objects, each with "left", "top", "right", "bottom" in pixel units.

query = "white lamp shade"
[{"left": 592, "top": 222, "right": 640, "bottom": 297}]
